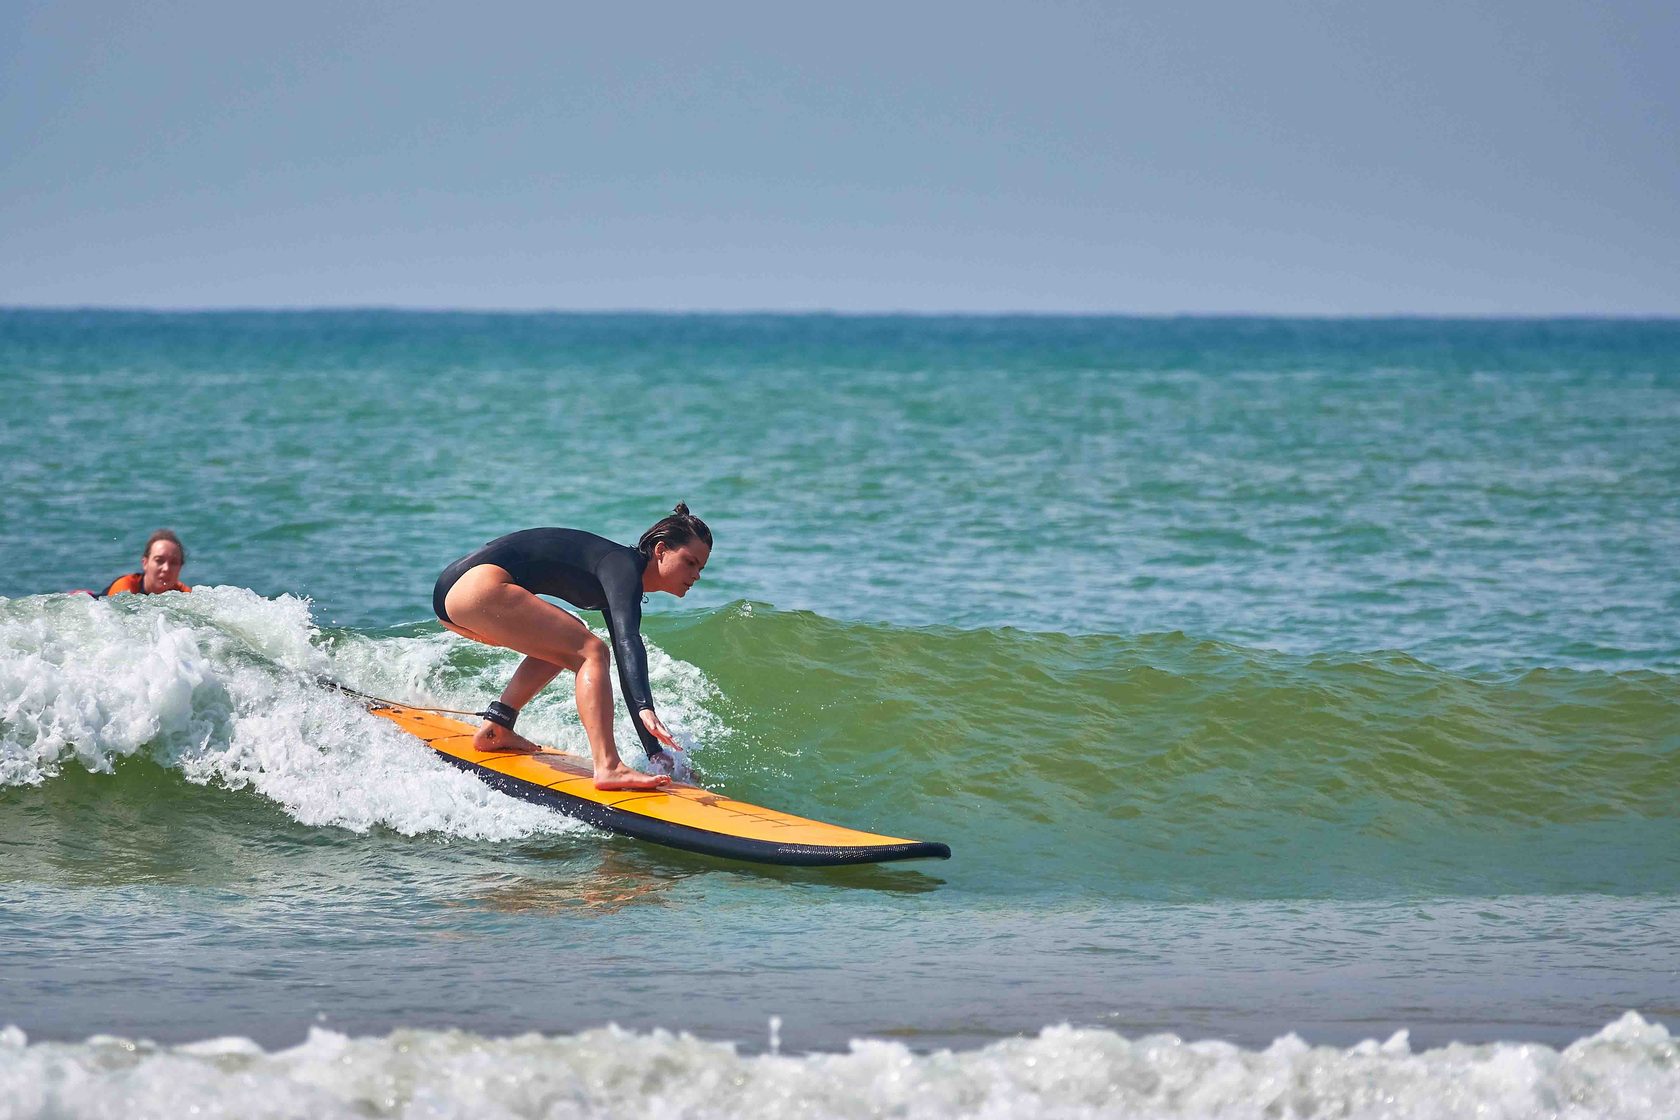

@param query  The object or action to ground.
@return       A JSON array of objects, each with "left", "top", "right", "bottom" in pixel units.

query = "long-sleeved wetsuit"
[{"left": 433, "top": 528, "right": 663, "bottom": 755}]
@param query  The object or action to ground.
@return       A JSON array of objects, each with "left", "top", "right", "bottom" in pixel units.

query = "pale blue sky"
[{"left": 3, "top": 1, "right": 1676, "bottom": 313}]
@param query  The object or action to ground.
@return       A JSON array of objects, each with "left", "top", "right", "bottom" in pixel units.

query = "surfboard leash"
[{"left": 314, "top": 676, "right": 487, "bottom": 719}]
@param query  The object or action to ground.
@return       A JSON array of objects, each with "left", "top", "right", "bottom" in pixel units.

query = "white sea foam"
[
  {"left": 0, "top": 1014, "right": 1675, "bottom": 1120},
  {"left": 0, "top": 587, "right": 725, "bottom": 837},
  {"left": 324, "top": 615, "right": 722, "bottom": 782}
]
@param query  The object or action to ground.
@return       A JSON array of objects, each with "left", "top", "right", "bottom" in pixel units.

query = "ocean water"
[{"left": 1, "top": 311, "right": 1677, "bottom": 1118}]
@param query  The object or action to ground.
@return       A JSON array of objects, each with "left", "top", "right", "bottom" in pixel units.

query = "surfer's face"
[
  {"left": 654, "top": 540, "right": 709, "bottom": 597},
  {"left": 142, "top": 540, "right": 184, "bottom": 593}
]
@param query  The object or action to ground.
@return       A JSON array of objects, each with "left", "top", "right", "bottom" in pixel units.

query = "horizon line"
[{"left": 3, "top": 304, "right": 1679, "bottom": 322}]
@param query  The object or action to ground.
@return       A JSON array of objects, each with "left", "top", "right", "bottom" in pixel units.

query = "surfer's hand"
[{"left": 639, "top": 708, "right": 681, "bottom": 751}]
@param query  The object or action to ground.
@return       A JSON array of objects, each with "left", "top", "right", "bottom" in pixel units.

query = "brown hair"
[
  {"left": 143, "top": 528, "right": 186, "bottom": 562},
  {"left": 637, "top": 503, "right": 712, "bottom": 557}
]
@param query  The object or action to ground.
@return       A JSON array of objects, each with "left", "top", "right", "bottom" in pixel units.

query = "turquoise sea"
[{"left": 2, "top": 311, "right": 1677, "bottom": 1117}]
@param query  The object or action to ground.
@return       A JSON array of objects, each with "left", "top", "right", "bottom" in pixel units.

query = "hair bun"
[{"left": 638, "top": 503, "right": 713, "bottom": 556}]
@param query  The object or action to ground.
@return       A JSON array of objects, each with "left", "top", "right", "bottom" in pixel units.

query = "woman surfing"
[{"left": 431, "top": 504, "right": 711, "bottom": 791}]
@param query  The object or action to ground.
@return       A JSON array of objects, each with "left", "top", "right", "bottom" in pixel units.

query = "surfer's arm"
[
  {"left": 601, "top": 604, "right": 677, "bottom": 755},
  {"left": 600, "top": 599, "right": 652, "bottom": 713},
  {"left": 599, "top": 559, "right": 676, "bottom": 755}
]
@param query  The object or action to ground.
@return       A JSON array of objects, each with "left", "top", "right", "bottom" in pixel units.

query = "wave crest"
[{"left": 0, "top": 588, "right": 685, "bottom": 840}]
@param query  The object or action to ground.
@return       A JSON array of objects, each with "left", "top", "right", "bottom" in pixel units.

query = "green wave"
[
  {"left": 6, "top": 590, "right": 1675, "bottom": 898},
  {"left": 652, "top": 604, "right": 1680, "bottom": 898}
]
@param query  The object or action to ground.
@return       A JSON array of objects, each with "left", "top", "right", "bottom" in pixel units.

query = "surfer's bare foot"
[
  {"left": 474, "top": 722, "right": 540, "bottom": 753},
  {"left": 593, "top": 766, "right": 670, "bottom": 791}
]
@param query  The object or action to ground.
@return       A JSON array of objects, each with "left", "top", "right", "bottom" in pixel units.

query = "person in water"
[
  {"left": 101, "top": 529, "right": 191, "bottom": 596},
  {"left": 431, "top": 504, "right": 712, "bottom": 792}
]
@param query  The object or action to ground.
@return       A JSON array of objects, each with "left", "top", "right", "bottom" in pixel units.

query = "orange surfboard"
[{"left": 349, "top": 690, "right": 950, "bottom": 867}]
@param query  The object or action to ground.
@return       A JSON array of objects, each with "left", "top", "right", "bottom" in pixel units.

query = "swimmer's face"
[
  {"left": 141, "top": 540, "right": 185, "bottom": 593},
  {"left": 654, "top": 540, "right": 709, "bottom": 597}
]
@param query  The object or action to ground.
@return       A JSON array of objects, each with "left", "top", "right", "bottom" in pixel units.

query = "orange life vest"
[{"left": 102, "top": 572, "right": 191, "bottom": 597}]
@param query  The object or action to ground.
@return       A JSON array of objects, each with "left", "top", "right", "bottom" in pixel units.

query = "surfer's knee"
[{"left": 576, "top": 632, "right": 610, "bottom": 671}]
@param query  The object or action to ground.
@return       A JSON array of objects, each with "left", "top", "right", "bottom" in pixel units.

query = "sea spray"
[{"left": 0, "top": 588, "right": 729, "bottom": 839}]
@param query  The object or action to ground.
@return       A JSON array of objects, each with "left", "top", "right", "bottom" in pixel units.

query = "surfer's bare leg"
[
  {"left": 485, "top": 655, "right": 564, "bottom": 752},
  {"left": 438, "top": 618, "right": 545, "bottom": 752},
  {"left": 569, "top": 635, "right": 662, "bottom": 790},
  {"left": 441, "top": 565, "right": 668, "bottom": 789}
]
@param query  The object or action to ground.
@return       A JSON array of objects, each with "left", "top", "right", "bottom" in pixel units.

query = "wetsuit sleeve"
[{"left": 597, "top": 552, "right": 657, "bottom": 714}]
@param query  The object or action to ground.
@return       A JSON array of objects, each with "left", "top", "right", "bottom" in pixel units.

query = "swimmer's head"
[
  {"left": 639, "top": 503, "right": 712, "bottom": 597},
  {"left": 141, "top": 528, "right": 186, "bottom": 593}
]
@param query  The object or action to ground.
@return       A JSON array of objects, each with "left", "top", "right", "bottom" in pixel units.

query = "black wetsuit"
[{"left": 433, "top": 528, "right": 663, "bottom": 755}]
